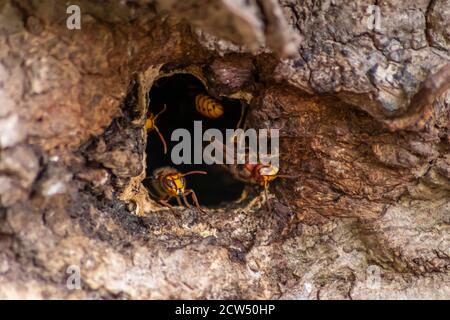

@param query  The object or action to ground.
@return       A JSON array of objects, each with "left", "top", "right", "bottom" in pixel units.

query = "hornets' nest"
[{"left": 117, "top": 65, "right": 260, "bottom": 217}]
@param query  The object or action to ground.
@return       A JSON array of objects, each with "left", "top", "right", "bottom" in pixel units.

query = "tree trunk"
[{"left": 0, "top": 0, "right": 449, "bottom": 299}]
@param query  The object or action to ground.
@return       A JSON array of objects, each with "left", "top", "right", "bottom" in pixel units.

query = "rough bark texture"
[{"left": 0, "top": 0, "right": 449, "bottom": 299}]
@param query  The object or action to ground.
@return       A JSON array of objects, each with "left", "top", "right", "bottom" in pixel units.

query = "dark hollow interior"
[{"left": 144, "top": 73, "right": 247, "bottom": 208}]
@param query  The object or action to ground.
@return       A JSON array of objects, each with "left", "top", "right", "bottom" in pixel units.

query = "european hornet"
[
  {"left": 194, "top": 93, "right": 225, "bottom": 119},
  {"left": 204, "top": 132, "right": 297, "bottom": 210},
  {"left": 147, "top": 166, "right": 207, "bottom": 212},
  {"left": 227, "top": 162, "right": 297, "bottom": 210},
  {"left": 145, "top": 104, "right": 168, "bottom": 154}
]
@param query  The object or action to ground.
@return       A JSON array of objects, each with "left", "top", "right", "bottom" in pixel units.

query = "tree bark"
[{"left": 0, "top": 0, "right": 448, "bottom": 299}]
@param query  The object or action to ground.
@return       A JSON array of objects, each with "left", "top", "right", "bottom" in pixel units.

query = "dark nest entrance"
[{"left": 144, "top": 73, "right": 247, "bottom": 208}]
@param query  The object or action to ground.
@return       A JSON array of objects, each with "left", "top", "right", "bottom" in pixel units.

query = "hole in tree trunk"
[{"left": 144, "top": 73, "right": 247, "bottom": 208}]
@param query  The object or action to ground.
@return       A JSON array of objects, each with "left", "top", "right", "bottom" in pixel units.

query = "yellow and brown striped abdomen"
[{"left": 195, "top": 94, "right": 224, "bottom": 119}]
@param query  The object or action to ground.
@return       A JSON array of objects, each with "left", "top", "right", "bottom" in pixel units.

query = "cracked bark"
[{"left": 0, "top": 0, "right": 449, "bottom": 299}]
